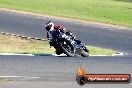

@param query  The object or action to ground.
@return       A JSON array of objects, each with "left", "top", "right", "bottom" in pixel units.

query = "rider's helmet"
[
  {"left": 60, "top": 26, "right": 66, "bottom": 33},
  {"left": 54, "top": 24, "right": 60, "bottom": 30},
  {"left": 45, "top": 21, "right": 54, "bottom": 31}
]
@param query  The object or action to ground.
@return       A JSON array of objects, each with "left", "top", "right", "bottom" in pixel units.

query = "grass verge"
[
  {"left": 0, "top": 79, "right": 9, "bottom": 84},
  {"left": 0, "top": 0, "right": 132, "bottom": 27},
  {"left": 0, "top": 33, "right": 117, "bottom": 56},
  {"left": 87, "top": 46, "right": 117, "bottom": 56}
]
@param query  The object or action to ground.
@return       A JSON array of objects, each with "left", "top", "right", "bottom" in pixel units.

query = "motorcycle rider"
[
  {"left": 45, "top": 21, "right": 81, "bottom": 46},
  {"left": 45, "top": 21, "right": 65, "bottom": 46}
]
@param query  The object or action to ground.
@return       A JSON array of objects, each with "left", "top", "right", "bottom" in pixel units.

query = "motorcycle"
[{"left": 53, "top": 31, "right": 89, "bottom": 57}]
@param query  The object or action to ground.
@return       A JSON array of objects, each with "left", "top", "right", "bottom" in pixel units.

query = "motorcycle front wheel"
[{"left": 60, "top": 41, "right": 75, "bottom": 57}]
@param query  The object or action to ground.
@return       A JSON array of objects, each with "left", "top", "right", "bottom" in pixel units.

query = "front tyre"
[
  {"left": 60, "top": 44, "right": 75, "bottom": 57},
  {"left": 60, "top": 40, "right": 75, "bottom": 57}
]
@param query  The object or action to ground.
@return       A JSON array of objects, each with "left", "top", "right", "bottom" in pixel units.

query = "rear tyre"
[
  {"left": 81, "top": 46, "right": 89, "bottom": 57},
  {"left": 81, "top": 49, "right": 89, "bottom": 57}
]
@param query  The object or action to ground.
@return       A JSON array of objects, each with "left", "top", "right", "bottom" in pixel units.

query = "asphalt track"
[
  {"left": 0, "top": 10, "right": 132, "bottom": 88},
  {"left": 0, "top": 10, "right": 132, "bottom": 54}
]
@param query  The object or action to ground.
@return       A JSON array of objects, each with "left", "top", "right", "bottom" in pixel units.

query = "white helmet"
[{"left": 45, "top": 21, "right": 55, "bottom": 31}]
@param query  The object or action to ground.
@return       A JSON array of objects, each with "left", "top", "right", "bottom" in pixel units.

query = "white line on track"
[
  {"left": 0, "top": 76, "right": 40, "bottom": 80},
  {"left": 0, "top": 53, "right": 33, "bottom": 56},
  {"left": 0, "top": 53, "right": 124, "bottom": 57}
]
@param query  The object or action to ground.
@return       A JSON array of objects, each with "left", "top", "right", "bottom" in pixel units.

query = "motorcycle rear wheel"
[
  {"left": 81, "top": 46, "right": 89, "bottom": 57},
  {"left": 81, "top": 49, "right": 89, "bottom": 57}
]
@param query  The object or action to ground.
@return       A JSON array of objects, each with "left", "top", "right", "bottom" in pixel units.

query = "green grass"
[
  {"left": 0, "top": 34, "right": 55, "bottom": 54},
  {"left": 0, "top": 0, "right": 132, "bottom": 27},
  {"left": 0, "top": 33, "right": 117, "bottom": 55},
  {"left": 87, "top": 46, "right": 117, "bottom": 55},
  {"left": 0, "top": 79, "right": 9, "bottom": 84}
]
